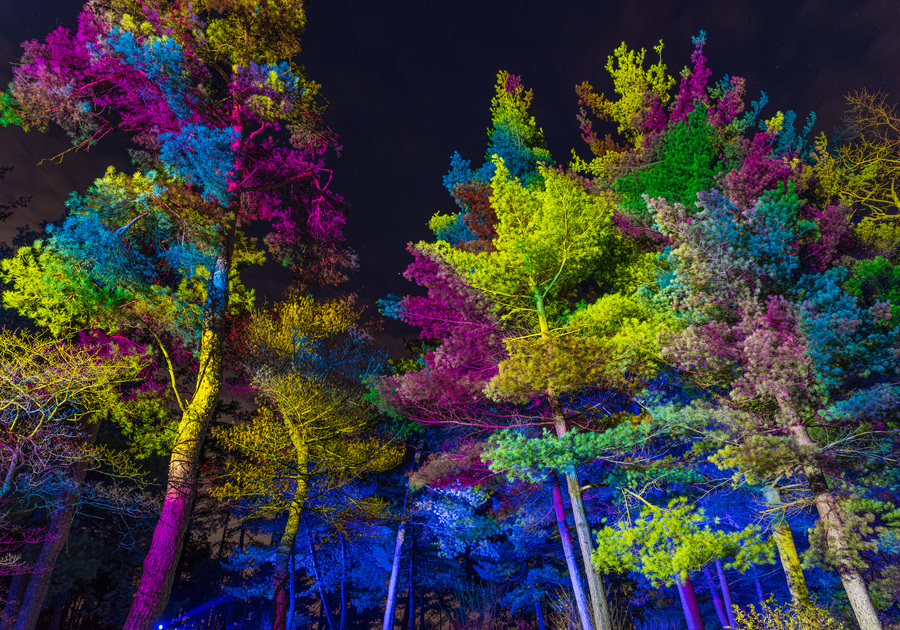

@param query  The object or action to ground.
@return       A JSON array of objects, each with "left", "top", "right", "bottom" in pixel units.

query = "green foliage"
[
  {"left": 844, "top": 255, "right": 900, "bottom": 320},
  {"left": 615, "top": 105, "right": 721, "bottom": 218},
  {"left": 485, "top": 420, "right": 660, "bottom": 483},
  {"left": 732, "top": 596, "right": 849, "bottom": 630},
  {"left": 591, "top": 496, "right": 773, "bottom": 587}
]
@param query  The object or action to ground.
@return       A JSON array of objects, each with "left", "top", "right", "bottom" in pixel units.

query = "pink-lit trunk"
[
  {"left": 124, "top": 253, "right": 230, "bottom": 630},
  {"left": 551, "top": 473, "right": 593, "bottom": 630},
  {"left": 675, "top": 574, "right": 705, "bottom": 630},
  {"left": 273, "top": 433, "right": 310, "bottom": 630},
  {"left": 703, "top": 565, "right": 727, "bottom": 629},
  {"left": 715, "top": 560, "right": 736, "bottom": 629}
]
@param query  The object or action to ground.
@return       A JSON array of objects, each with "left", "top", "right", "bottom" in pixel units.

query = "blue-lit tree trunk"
[
  {"left": 675, "top": 575, "right": 705, "bottom": 630},
  {"left": 13, "top": 417, "right": 102, "bottom": 630},
  {"left": 382, "top": 487, "right": 410, "bottom": 630},
  {"left": 715, "top": 560, "right": 736, "bottom": 629},
  {"left": 551, "top": 473, "right": 594, "bottom": 630},
  {"left": 704, "top": 565, "right": 728, "bottom": 629}
]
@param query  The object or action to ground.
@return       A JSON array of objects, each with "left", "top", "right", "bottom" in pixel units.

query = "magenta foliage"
[
  {"left": 10, "top": 5, "right": 347, "bottom": 273},
  {"left": 718, "top": 131, "right": 797, "bottom": 209},
  {"left": 379, "top": 246, "right": 509, "bottom": 425},
  {"left": 669, "top": 33, "right": 712, "bottom": 126},
  {"left": 802, "top": 203, "right": 857, "bottom": 271},
  {"left": 708, "top": 75, "right": 747, "bottom": 129}
]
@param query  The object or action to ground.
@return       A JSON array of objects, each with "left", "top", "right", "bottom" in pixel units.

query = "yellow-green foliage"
[
  {"left": 592, "top": 496, "right": 773, "bottom": 587},
  {"left": 203, "top": 0, "right": 308, "bottom": 66},
  {"left": 440, "top": 156, "right": 622, "bottom": 325},
  {"left": 211, "top": 292, "right": 402, "bottom": 518},
  {"left": 583, "top": 40, "right": 675, "bottom": 145},
  {"left": 732, "top": 596, "right": 849, "bottom": 630}
]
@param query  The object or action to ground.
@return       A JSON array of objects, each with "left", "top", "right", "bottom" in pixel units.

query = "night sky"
[{"left": 1, "top": 0, "right": 899, "bottom": 356}]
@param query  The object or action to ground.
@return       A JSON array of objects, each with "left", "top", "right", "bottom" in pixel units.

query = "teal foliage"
[
  {"left": 158, "top": 124, "right": 239, "bottom": 203},
  {"left": 105, "top": 28, "right": 192, "bottom": 119},
  {"left": 47, "top": 214, "right": 154, "bottom": 291},
  {"left": 769, "top": 110, "right": 817, "bottom": 157},
  {"left": 433, "top": 212, "right": 477, "bottom": 245},
  {"left": 798, "top": 267, "right": 899, "bottom": 388},
  {"left": 485, "top": 422, "right": 661, "bottom": 483},
  {"left": 160, "top": 242, "right": 215, "bottom": 280}
]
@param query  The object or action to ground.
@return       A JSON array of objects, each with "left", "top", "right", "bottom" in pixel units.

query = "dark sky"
[{"left": 2, "top": 0, "right": 899, "bottom": 356}]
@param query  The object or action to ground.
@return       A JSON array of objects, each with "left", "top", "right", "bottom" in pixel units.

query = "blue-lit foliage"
[{"left": 159, "top": 124, "right": 239, "bottom": 203}]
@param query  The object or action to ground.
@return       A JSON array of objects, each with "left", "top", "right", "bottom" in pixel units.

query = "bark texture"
[
  {"left": 551, "top": 473, "right": 594, "bottom": 630},
  {"left": 763, "top": 485, "right": 812, "bottom": 608},
  {"left": 124, "top": 254, "right": 230, "bottom": 630}
]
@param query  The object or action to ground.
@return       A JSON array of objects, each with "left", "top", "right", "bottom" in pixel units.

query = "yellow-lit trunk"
[{"left": 762, "top": 485, "right": 812, "bottom": 609}]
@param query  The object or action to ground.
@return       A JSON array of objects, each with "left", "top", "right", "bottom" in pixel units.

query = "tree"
[
  {"left": 592, "top": 496, "right": 772, "bottom": 630},
  {"left": 646, "top": 182, "right": 898, "bottom": 630},
  {"left": 1, "top": 0, "right": 349, "bottom": 627},
  {"left": 212, "top": 292, "right": 399, "bottom": 630},
  {"left": 0, "top": 330, "right": 147, "bottom": 629}
]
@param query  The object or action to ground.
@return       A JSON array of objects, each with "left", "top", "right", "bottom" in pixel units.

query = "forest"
[{"left": 0, "top": 1, "right": 898, "bottom": 630}]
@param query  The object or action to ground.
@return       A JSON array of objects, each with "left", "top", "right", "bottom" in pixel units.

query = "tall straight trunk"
[
  {"left": 714, "top": 560, "right": 736, "bottom": 629},
  {"left": 552, "top": 407, "right": 613, "bottom": 630},
  {"left": 407, "top": 530, "right": 415, "bottom": 630},
  {"left": 551, "top": 473, "right": 594, "bottom": 630},
  {"left": 382, "top": 515, "right": 406, "bottom": 630},
  {"left": 534, "top": 599, "right": 547, "bottom": 630},
  {"left": 783, "top": 413, "right": 883, "bottom": 630},
  {"left": 273, "top": 430, "right": 311, "bottom": 630},
  {"left": 761, "top": 485, "right": 811, "bottom": 608},
  {"left": 339, "top": 532, "right": 348, "bottom": 630},
  {"left": 749, "top": 566, "right": 764, "bottom": 605},
  {"left": 382, "top": 448, "right": 418, "bottom": 630},
  {"left": 308, "top": 530, "right": 336, "bottom": 630},
  {"left": 124, "top": 251, "right": 231, "bottom": 630},
  {"left": 287, "top": 545, "right": 296, "bottom": 630},
  {"left": 675, "top": 575, "right": 705, "bottom": 630},
  {"left": 703, "top": 566, "right": 728, "bottom": 629},
  {"left": 46, "top": 592, "right": 66, "bottom": 630},
  {"left": 14, "top": 419, "right": 102, "bottom": 630},
  {"left": 0, "top": 573, "right": 28, "bottom": 630}
]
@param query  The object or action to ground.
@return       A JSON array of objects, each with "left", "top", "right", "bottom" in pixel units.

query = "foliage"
[
  {"left": 591, "top": 496, "right": 773, "bottom": 587},
  {"left": 732, "top": 596, "right": 850, "bottom": 630}
]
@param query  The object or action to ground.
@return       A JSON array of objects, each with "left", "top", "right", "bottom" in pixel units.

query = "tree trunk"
[
  {"left": 761, "top": 485, "right": 811, "bottom": 608},
  {"left": 714, "top": 560, "right": 736, "bottom": 629},
  {"left": 273, "top": 432, "right": 310, "bottom": 630},
  {"left": 675, "top": 575, "right": 705, "bottom": 630},
  {"left": 308, "top": 529, "right": 336, "bottom": 630},
  {"left": 553, "top": 411, "right": 613, "bottom": 630},
  {"left": 124, "top": 253, "right": 230, "bottom": 630},
  {"left": 287, "top": 545, "right": 296, "bottom": 630},
  {"left": 14, "top": 419, "right": 102, "bottom": 630},
  {"left": 785, "top": 418, "right": 883, "bottom": 630},
  {"left": 382, "top": 449, "right": 418, "bottom": 630},
  {"left": 340, "top": 531, "right": 348, "bottom": 630},
  {"left": 703, "top": 566, "right": 728, "bottom": 629},
  {"left": 408, "top": 530, "right": 415, "bottom": 630},
  {"left": 382, "top": 512, "right": 407, "bottom": 630},
  {"left": 46, "top": 591, "right": 66, "bottom": 630},
  {"left": 551, "top": 473, "right": 594, "bottom": 630},
  {"left": 535, "top": 599, "right": 547, "bottom": 630},
  {"left": 749, "top": 566, "right": 765, "bottom": 605},
  {"left": 0, "top": 573, "right": 28, "bottom": 630}
]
